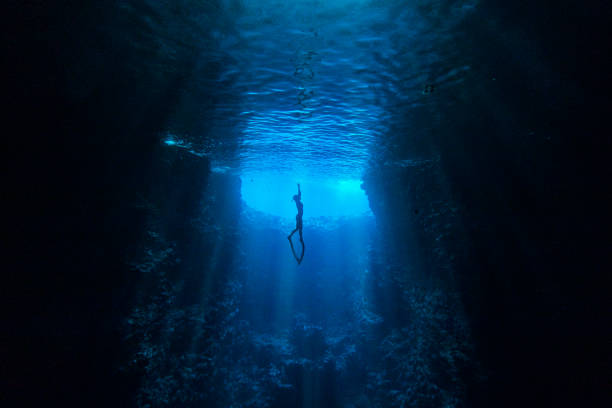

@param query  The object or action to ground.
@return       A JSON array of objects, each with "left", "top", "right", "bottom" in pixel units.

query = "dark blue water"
[
  {"left": 132, "top": 2, "right": 477, "bottom": 406},
  {"left": 6, "top": 0, "right": 610, "bottom": 407}
]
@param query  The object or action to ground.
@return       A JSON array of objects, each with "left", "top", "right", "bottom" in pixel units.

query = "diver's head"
[{"left": 293, "top": 195, "right": 298, "bottom": 202}]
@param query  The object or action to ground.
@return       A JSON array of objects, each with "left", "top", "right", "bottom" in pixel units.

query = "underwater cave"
[{"left": 5, "top": 1, "right": 610, "bottom": 407}]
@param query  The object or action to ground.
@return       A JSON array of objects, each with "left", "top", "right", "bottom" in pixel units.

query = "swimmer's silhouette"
[{"left": 288, "top": 183, "right": 305, "bottom": 264}]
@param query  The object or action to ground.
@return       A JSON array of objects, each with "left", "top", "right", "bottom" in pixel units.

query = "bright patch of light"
[
  {"left": 241, "top": 173, "right": 372, "bottom": 219},
  {"left": 162, "top": 133, "right": 206, "bottom": 157}
]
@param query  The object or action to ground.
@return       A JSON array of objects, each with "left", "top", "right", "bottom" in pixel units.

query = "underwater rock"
[{"left": 290, "top": 316, "right": 327, "bottom": 361}]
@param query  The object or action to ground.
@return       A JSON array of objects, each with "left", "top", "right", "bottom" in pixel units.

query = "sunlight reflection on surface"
[{"left": 240, "top": 173, "right": 372, "bottom": 219}]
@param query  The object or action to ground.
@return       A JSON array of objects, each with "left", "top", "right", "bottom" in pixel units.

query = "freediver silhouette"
[{"left": 288, "top": 183, "right": 305, "bottom": 264}]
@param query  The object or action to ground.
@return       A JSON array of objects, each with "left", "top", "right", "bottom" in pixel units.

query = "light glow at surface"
[{"left": 240, "top": 174, "right": 372, "bottom": 219}]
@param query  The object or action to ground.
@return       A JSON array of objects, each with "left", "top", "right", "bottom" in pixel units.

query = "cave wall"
[
  {"left": 4, "top": 1, "right": 229, "bottom": 405},
  {"left": 362, "top": 2, "right": 610, "bottom": 406}
]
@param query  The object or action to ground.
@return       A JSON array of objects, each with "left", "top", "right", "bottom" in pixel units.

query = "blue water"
[
  {"left": 180, "top": 0, "right": 475, "bottom": 183},
  {"left": 173, "top": 0, "right": 476, "bottom": 226},
  {"left": 141, "top": 1, "right": 479, "bottom": 406},
  {"left": 7, "top": 0, "right": 607, "bottom": 406},
  {"left": 240, "top": 176, "right": 370, "bottom": 218}
]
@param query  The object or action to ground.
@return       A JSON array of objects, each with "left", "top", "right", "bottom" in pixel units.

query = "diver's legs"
[
  {"left": 298, "top": 241, "right": 305, "bottom": 264},
  {"left": 298, "top": 227, "right": 303, "bottom": 243},
  {"left": 288, "top": 236, "right": 302, "bottom": 264},
  {"left": 288, "top": 227, "right": 297, "bottom": 240}
]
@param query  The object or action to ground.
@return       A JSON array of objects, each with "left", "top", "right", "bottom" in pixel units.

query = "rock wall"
[
  {"left": 5, "top": 1, "right": 229, "bottom": 405},
  {"left": 362, "top": 2, "right": 610, "bottom": 406}
]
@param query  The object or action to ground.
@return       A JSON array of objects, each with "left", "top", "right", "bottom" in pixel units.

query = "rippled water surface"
[{"left": 167, "top": 0, "right": 477, "bottom": 182}]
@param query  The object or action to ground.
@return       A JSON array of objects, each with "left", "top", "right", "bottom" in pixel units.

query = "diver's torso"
[{"left": 297, "top": 201, "right": 303, "bottom": 216}]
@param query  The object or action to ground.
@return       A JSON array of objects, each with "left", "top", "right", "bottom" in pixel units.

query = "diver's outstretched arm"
[{"left": 297, "top": 183, "right": 301, "bottom": 201}]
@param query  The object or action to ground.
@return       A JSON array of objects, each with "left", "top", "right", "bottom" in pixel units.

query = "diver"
[{"left": 288, "top": 183, "right": 304, "bottom": 264}]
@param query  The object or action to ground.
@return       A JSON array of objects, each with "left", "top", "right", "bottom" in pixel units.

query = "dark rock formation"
[{"left": 361, "top": 3, "right": 611, "bottom": 406}]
